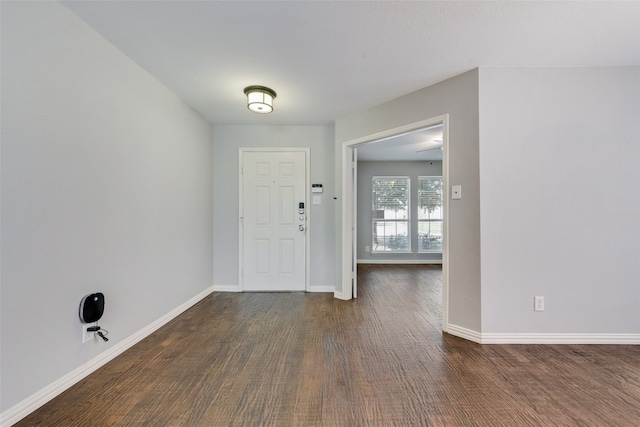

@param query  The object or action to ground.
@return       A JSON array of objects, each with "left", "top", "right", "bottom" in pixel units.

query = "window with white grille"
[
  {"left": 372, "top": 176, "right": 410, "bottom": 252},
  {"left": 417, "top": 176, "right": 443, "bottom": 253}
]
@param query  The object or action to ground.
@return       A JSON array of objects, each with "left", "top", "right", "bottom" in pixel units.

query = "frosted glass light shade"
[{"left": 244, "top": 86, "right": 277, "bottom": 114}]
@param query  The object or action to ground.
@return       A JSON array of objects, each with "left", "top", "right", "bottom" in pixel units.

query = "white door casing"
[
  {"left": 240, "top": 149, "right": 308, "bottom": 291},
  {"left": 338, "top": 115, "right": 449, "bottom": 332},
  {"left": 351, "top": 148, "right": 358, "bottom": 298}
]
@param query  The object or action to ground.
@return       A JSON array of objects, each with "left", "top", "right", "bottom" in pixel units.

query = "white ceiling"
[
  {"left": 357, "top": 124, "right": 443, "bottom": 161},
  {"left": 62, "top": 1, "right": 640, "bottom": 129}
]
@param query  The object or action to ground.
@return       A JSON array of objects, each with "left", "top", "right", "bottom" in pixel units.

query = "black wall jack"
[{"left": 87, "top": 326, "right": 109, "bottom": 342}]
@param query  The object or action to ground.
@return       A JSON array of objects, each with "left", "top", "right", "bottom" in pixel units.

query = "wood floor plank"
[{"left": 14, "top": 265, "right": 640, "bottom": 426}]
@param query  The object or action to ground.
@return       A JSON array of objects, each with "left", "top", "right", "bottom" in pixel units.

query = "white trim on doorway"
[{"left": 338, "top": 115, "right": 450, "bottom": 333}]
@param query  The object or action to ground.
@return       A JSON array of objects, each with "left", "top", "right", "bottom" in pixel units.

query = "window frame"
[
  {"left": 371, "top": 176, "right": 411, "bottom": 253},
  {"left": 417, "top": 175, "right": 443, "bottom": 254}
]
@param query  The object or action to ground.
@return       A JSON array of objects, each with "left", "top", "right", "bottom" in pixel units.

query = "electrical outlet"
[
  {"left": 534, "top": 296, "right": 545, "bottom": 312},
  {"left": 82, "top": 325, "right": 95, "bottom": 343},
  {"left": 365, "top": 246, "right": 370, "bottom": 252}
]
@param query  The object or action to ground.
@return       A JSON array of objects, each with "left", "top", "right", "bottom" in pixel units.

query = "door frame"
[
  {"left": 338, "top": 115, "right": 449, "bottom": 332},
  {"left": 238, "top": 147, "right": 311, "bottom": 292}
]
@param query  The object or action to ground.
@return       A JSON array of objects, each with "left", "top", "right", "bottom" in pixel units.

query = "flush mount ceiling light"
[{"left": 244, "top": 85, "right": 277, "bottom": 114}]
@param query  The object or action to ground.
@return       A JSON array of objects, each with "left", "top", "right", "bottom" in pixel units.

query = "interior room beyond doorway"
[{"left": 356, "top": 124, "right": 444, "bottom": 265}]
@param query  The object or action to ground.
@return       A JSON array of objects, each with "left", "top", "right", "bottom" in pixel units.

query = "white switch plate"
[
  {"left": 534, "top": 296, "right": 545, "bottom": 312},
  {"left": 312, "top": 195, "right": 321, "bottom": 205},
  {"left": 452, "top": 185, "right": 462, "bottom": 200}
]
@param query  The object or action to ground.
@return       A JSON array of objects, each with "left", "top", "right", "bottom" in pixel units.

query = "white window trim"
[
  {"left": 371, "top": 176, "right": 411, "bottom": 253},
  {"left": 417, "top": 175, "right": 443, "bottom": 254}
]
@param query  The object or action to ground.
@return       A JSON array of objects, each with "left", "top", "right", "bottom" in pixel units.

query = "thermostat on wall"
[{"left": 311, "top": 184, "right": 323, "bottom": 193}]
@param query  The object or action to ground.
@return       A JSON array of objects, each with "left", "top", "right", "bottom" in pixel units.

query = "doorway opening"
[{"left": 339, "top": 115, "right": 449, "bottom": 332}]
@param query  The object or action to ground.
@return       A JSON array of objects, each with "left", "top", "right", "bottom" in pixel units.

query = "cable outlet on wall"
[
  {"left": 534, "top": 296, "right": 545, "bottom": 312},
  {"left": 82, "top": 324, "right": 95, "bottom": 343}
]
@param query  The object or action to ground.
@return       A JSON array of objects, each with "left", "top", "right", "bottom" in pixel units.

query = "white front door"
[{"left": 241, "top": 150, "right": 307, "bottom": 291}]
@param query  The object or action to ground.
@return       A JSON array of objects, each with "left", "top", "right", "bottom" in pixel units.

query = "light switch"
[
  {"left": 312, "top": 195, "right": 321, "bottom": 205},
  {"left": 452, "top": 185, "right": 462, "bottom": 200}
]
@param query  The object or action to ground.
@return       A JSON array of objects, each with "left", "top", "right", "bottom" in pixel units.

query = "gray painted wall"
[
  {"left": 479, "top": 67, "right": 640, "bottom": 333},
  {"left": 1, "top": 2, "right": 213, "bottom": 411},
  {"left": 357, "top": 161, "right": 442, "bottom": 262},
  {"left": 212, "top": 125, "right": 336, "bottom": 291},
  {"left": 336, "top": 69, "right": 481, "bottom": 331},
  {"left": 4, "top": 3, "right": 636, "bottom": 420}
]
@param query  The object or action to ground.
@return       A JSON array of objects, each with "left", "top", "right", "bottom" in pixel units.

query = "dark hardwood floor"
[{"left": 15, "top": 265, "right": 640, "bottom": 426}]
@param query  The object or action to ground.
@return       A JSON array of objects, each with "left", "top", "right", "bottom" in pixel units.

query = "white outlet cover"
[{"left": 82, "top": 325, "right": 94, "bottom": 343}]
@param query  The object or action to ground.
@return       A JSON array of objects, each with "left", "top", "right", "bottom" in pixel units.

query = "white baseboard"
[
  {"left": 0, "top": 286, "right": 214, "bottom": 427},
  {"left": 307, "top": 285, "right": 335, "bottom": 293},
  {"left": 357, "top": 259, "right": 442, "bottom": 264},
  {"left": 333, "top": 291, "right": 348, "bottom": 300},
  {"left": 480, "top": 333, "right": 640, "bottom": 345},
  {"left": 213, "top": 284, "right": 241, "bottom": 292},
  {"left": 213, "top": 284, "right": 333, "bottom": 293},
  {"left": 446, "top": 324, "right": 640, "bottom": 345},
  {"left": 446, "top": 324, "right": 483, "bottom": 343}
]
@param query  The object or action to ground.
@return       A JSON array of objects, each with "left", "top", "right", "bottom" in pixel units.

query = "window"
[
  {"left": 418, "top": 176, "right": 443, "bottom": 253},
  {"left": 372, "top": 176, "right": 410, "bottom": 252}
]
